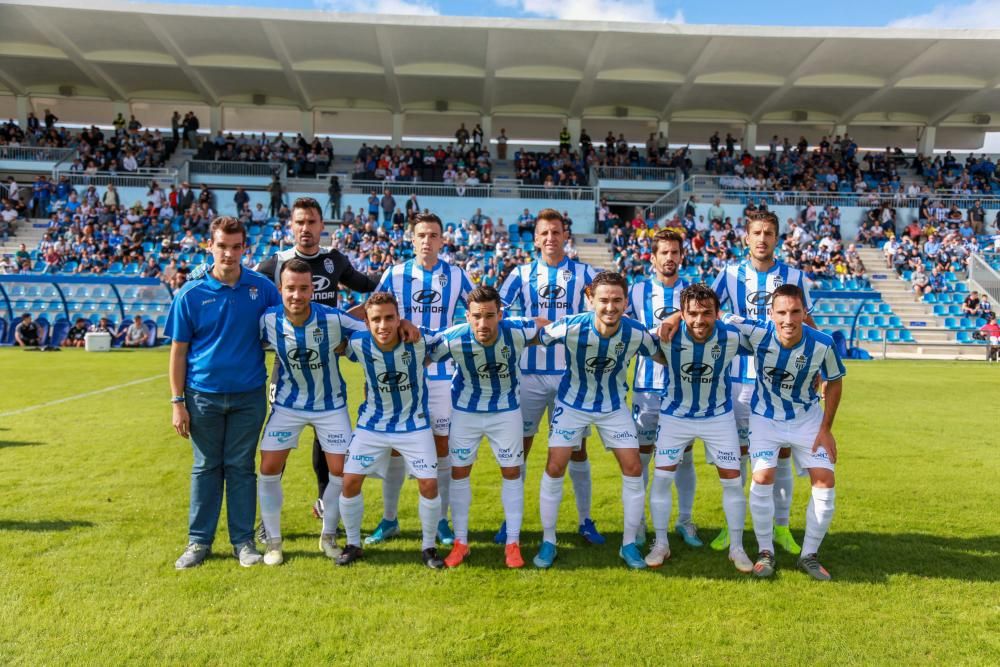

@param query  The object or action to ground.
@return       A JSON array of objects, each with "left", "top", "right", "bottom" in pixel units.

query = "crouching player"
[
  {"left": 725, "top": 284, "right": 845, "bottom": 580},
  {"left": 533, "top": 272, "right": 661, "bottom": 570},
  {"left": 338, "top": 292, "right": 446, "bottom": 569},
  {"left": 645, "top": 284, "right": 753, "bottom": 573},
  {"left": 428, "top": 286, "right": 548, "bottom": 569}
]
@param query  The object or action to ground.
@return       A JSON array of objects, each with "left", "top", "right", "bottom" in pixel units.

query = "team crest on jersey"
[
  {"left": 401, "top": 350, "right": 412, "bottom": 366},
  {"left": 561, "top": 269, "right": 573, "bottom": 282},
  {"left": 312, "top": 328, "right": 324, "bottom": 344},
  {"left": 794, "top": 353, "right": 807, "bottom": 370},
  {"left": 500, "top": 345, "right": 511, "bottom": 359},
  {"left": 772, "top": 274, "right": 785, "bottom": 288},
  {"left": 248, "top": 286, "right": 258, "bottom": 300},
  {"left": 437, "top": 273, "right": 448, "bottom": 287},
  {"left": 710, "top": 344, "right": 722, "bottom": 360},
  {"left": 614, "top": 341, "right": 625, "bottom": 356},
  {"left": 324, "top": 258, "right": 334, "bottom": 273}
]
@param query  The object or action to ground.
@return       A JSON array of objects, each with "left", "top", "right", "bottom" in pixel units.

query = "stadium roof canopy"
[{"left": 4, "top": 0, "right": 1000, "bottom": 147}]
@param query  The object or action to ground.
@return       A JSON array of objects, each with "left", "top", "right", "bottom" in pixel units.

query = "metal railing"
[
  {"left": 969, "top": 252, "right": 1000, "bottom": 303},
  {"left": 641, "top": 179, "right": 686, "bottom": 222},
  {"left": 592, "top": 165, "right": 677, "bottom": 182},
  {"left": 0, "top": 146, "right": 75, "bottom": 162},
  {"left": 344, "top": 179, "right": 595, "bottom": 201},
  {"left": 52, "top": 169, "right": 178, "bottom": 189},
  {"left": 188, "top": 161, "right": 286, "bottom": 179}
]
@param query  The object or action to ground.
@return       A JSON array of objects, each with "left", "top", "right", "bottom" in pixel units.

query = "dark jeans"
[{"left": 186, "top": 387, "right": 266, "bottom": 547}]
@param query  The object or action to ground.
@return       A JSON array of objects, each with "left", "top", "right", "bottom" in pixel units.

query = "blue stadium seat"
[
  {"left": 867, "top": 329, "right": 883, "bottom": 341},
  {"left": 858, "top": 315, "right": 873, "bottom": 327},
  {"left": 954, "top": 283, "right": 968, "bottom": 293},
  {"left": 956, "top": 331, "right": 974, "bottom": 343},
  {"left": 944, "top": 317, "right": 959, "bottom": 329},
  {"left": 933, "top": 305, "right": 948, "bottom": 316},
  {"left": 886, "top": 330, "right": 901, "bottom": 343},
  {"left": 889, "top": 316, "right": 902, "bottom": 327},
  {"left": 900, "top": 330, "right": 915, "bottom": 342},
  {"left": 874, "top": 315, "right": 889, "bottom": 327},
  {"left": 923, "top": 294, "right": 937, "bottom": 304}
]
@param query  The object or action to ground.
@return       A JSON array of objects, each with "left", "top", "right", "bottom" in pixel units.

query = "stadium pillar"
[
  {"left": 301, "top": 109, "right": 315, "bottom": 141},
  {"left": 834, "top": 123, "right": 848, "bottom": 138},
  {"left": 15, "top": 95, "right": 29, "bottom": 129},
  {"left": 209, "top": 105, "right": 223, "bottom": 134},
  {"left": 112, "top": 101, "right": 129, "bottom": 122},
  {"left": 567, "top": 117, "right": 581, "bottom": 150},
  {"left": 743, "top": 122, "right": 758, "bottom": 154},
  {"left": 658, "top": 120, "right": 669, "bottom": 145},
  {"left": 480, "top": 114, "right": 492, "bottom": 151},
  {"left": 392, "top": 113, "right": 404, "bottom": 146},
  {"left": 918, "top": 126, "right": 936, "bottom": 156}
]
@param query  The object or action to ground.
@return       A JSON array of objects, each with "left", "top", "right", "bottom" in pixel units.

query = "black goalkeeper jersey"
[{"left": 255, "top": 247, "right": 377, "bottom": 306}]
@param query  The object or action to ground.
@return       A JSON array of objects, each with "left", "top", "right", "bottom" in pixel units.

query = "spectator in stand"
[
  {"left": 962, "top": 291, "right": 982, "bottom": 317},
  {"left": 496, "top": 128, "right": 508, "bottom": 160},
  {"left": 267, "top": 176, "right": 283, "bottom": 219},
  {"left": 911, "top": 265, "right": 931, "bottom": 300},
  {"left": 380, "top": 189, "right": 396, "bottom": 224},
  {"left": 123, "top": 315, "right": 149, "bottom": 348},
  {"left": 455, "top": 123, "right": 470, "bottom": 147},
  {"left": 14, "top": 313, "right": 41, "bottom": 347}
]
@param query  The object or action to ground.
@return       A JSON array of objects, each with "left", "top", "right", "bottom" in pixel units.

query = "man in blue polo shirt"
[{"left": 167, "top": 216, "right": 280, "bottom": 569}]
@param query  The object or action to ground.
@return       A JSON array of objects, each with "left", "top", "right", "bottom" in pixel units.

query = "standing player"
[
  {"left": 256, "top": 259, "right": 368, "bottom": 565},
  {"left": 498, "top": 208, "right": 603, "bottom": 545},
  {"left": 255, "top": 197, "right": 378, "bottom": 526},
  {"left": 428, "top": 286, "right": 548, "bottom": 569},
  {"left": 367, "top": 212, "right": 473, "bottom": 547},
  {"left": 710, "top": 210, "right": 816, "bottom": 554},
  {"left": 626, "top": 229, "right": 697, "bottom": 549},
  {"left": 533, "top": 272, "right": 660, "bottom": 570},
  {"left": 337, "top": 292, "right": 446, "bottom": 569},
  {"left": 723, "top": 284, "right": 844, "bottom": 580},
  {"left": 645, "top": 284, "right": 753, "bottom": 573}
]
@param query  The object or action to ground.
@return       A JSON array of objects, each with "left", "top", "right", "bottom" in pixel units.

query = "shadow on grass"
[
  {"left": 0, "top": 440, "right": 44, "bottom": 449},
  {"left": 0, "top": 519, "right": 95, "bottom": 532}
]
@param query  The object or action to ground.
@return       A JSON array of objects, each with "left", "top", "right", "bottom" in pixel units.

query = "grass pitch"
[{"left": 0, "top": 349, "right": 998, "bottom": 664}]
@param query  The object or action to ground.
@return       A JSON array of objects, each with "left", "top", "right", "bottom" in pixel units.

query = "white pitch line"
[{"left": 0, "top": 374, "right": 167, "bottom": 418}]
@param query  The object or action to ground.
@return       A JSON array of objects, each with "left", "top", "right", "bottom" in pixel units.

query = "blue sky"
[{"left": 127, "top": 0, "right": 1000, "bottom": 28}]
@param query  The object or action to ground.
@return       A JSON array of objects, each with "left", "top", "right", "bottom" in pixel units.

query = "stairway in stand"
[{"left": 573, "top": 234, "right": 613, "bottom": 272}]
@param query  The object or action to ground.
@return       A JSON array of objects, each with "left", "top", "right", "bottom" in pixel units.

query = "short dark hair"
[
  {"left": 745, "top": 210, "right": 779, "bottom": 234},
  {"left": 291, "top": 197, "right": 323, "bottom": 218},
  {"left": 209, "top": 216, "right": 246, "bottom": 242},
  {"left": 411, "top": 212, "right": 443, "bottom": 233},
  {"left": 772, "top": 283, "right": 806, "bottom": 307},
  {"left": 467, "top": 286, "right": 501, "bottom": 310},
  {"left": 21, "top": 313, "right": 30, "bottom": 320},
  {"left": 652, "top": 229, "right": 684, "bottom": 255},
  {"left": 535, "top": 208, "right": 564, "bottom": 228},
  {"left": 680, "top": 283, "right": 720, "bottom": 313},
  {"left": 586, "top": 271, "right": 628, "bottom": 297},
  {"left": 364, "top": 291, "right": 399, "bottom": 312},
  {"left": 279, "top": 257, "right": 312, "bottom": 283}
]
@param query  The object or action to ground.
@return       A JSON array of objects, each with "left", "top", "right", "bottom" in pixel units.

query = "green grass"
[{"left": 1, "top": 349, "right": 998, "bottom": 664}]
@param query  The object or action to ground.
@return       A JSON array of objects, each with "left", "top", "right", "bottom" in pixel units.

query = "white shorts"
[
  {"left": 631, "top": 391, "right": 662, "bottom": 447},
  {"left": 520, "top": 373, "right": 560, "bottom": 436},
  {"left": 449, "top": 409, "right": 524, "bottom": 468},
  {"left": 548, "top": 402, "right": 638, "bottom": 450},
  {"left": 344, "top": 428, "right": 438, "bottom": 479},
  {"left": 427, "top": 379, "right": 452, "bottom": 436},
  {"left": 655, "top": 412, "right": 741, "bottom": 470},
  {"left": 748, "top": 408, "right": 835, "bottom": 474},
  {"left": 260, "top": 404, "right": 352, "bottom": 454}
]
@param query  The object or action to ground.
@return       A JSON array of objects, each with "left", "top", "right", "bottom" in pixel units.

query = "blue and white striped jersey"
[
  {"left": 627, "top": 276, "right": 689, "bottom": 392},
  {"left": 260, "top": 304, "right": 366, "bottom": 412},
  {"left": 429, "top": 318, "right": 538, "bottom": 413},
  {"left": 540, "top": 312, "right": 658, "bottom": 413},
  {"left": 499, "top": 257, "right": 595, "bottom": 375},
  {"left": 345, "top": 329, "right": 439, "bottom": 433},
  {"left": 376, "top": 259, "right": 473, "bottom": 381},
  {"left": 712, "top": 260, "right": 813, "bottom": 383},
  {"left": 725, "top": 316, "right": 846, "bottom": 421},
  {"left": 658, "top": 321, "right": 748, "bottom": 419}
]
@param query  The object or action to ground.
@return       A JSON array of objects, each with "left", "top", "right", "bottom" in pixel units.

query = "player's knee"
[
  {"left": 416, "top": 477, "right": 438, "bottom": 498},
  {"left": 451, "top": 465, "right": 472, "bottom": 480},
  {"left": 752, "top": 468, "right": 776, "bottom": 485},
  {"left": 717, "top": 468, "right": 740, "bottom": 480},
  {"left": 810, "top": 468, "right": 835, "bottom": 489},
  {"left": 500, "top": 466, "right": 521, "bottom": 480},
  {"left": 341, "top": 475, "right": 363, "bottom": 497}
]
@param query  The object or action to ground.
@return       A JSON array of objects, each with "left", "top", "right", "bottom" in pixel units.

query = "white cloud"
[
  {"left": 889, "top": 0, "right": 1000, "bottom": 29},
  {"left": 510, "top": 0, "right": 684, "bottom": 23},
  {"left": 315, "top": 0, "right": 439, "bottom": 16}
]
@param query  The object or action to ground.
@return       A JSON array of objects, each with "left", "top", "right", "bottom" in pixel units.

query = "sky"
[{"left": 125, "top": 0, "right": 1000, "bottom": 28}]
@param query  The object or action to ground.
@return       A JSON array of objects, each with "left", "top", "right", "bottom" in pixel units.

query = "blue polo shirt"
[{"left": 165, "top": 267, "right": 280, "bottom": 394}]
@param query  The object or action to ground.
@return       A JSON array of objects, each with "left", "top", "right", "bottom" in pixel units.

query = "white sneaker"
[
  {"left": 644, "top": 541, "right": 671, "bottom": 567},
  {"left": 729, "top": 547, "right": 753, "bottom": 573},
  {"left": 319, "top": 533, "right": 342, "bottom": 559},
  {"left": 263, "top": 539, "right": 283, "bottom": 566}
]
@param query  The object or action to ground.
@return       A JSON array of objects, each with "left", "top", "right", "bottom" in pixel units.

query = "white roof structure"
[{"left": 3, "top": 0, "right": 1000, "bottom": 148}]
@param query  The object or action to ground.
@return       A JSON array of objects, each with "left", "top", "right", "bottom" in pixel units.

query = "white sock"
[
  {"left": 567, "top": 459, "right": 592, "bottom": 524},
  {"left": 258, "top": 473, "right": 283, "bottom": 541},
  {"left": 639, "top": 452, "right": 652, "bottom": 490},
  {"left": 749, "top": 481, "right": 775, "bottom": 554},
  {"left": 339, "top": 492, "right": 364, "bottom": 547},
  {"left": 501, "top": 477, "right": 524, "bottom": 544},
  {"left": 418, "top": 494, "right": 441, "bottom": 550},
  {"left": 773, "top": 457, "right": 794, "bottom": 527},
  {"left": 437, "top": 457, "right": 451, "bottom": 523},
  {"left": 801, "top": 487, "right": 836, "bottom": 556},
  {"left": 720, "top": 477, "right": 747, "bottom": 553},
  {"left": 675, "top": 449, "right": 696, "bottom": 523},
  {"left": 739, "top": 454, "right": 750, "bottom": 490},
  {"left": 321, "top": 474, "right": 343, "bottom": 537},
  {"left": 621, "top": 474, "right": 645, "bottom": 546},
  {"left": 382, "top": 455, "right": 406, "bottom": 521},
  {"left": 539, "top": 472, "right": 565, "bottom": 544},
  {"left": 648, "top": 469, "right": 675, "bottom": 546},
  {"left": 450, "top": 477, "right": 471, "bottom": 543}
]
